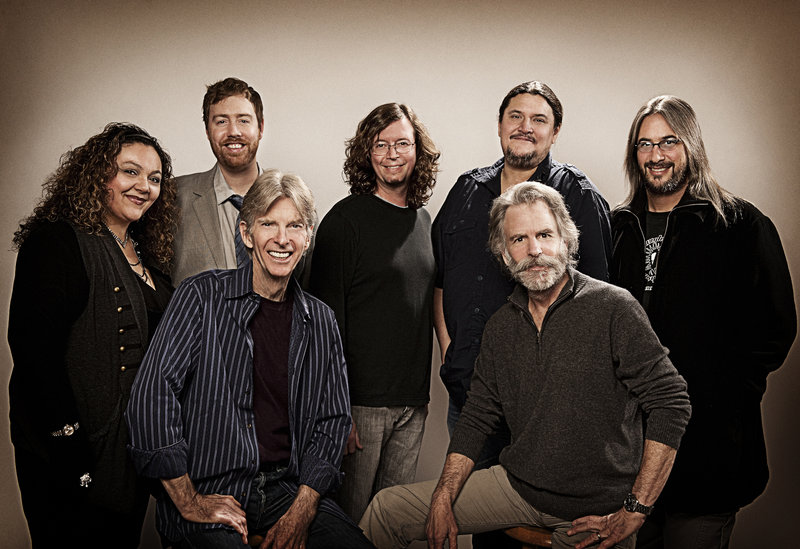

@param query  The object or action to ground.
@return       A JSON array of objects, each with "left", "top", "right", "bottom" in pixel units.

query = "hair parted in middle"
[
  {"left": 343, "top": 102, "right": 440, "bottom": 209},
  {"left": 239, "top": 168, "right": 317, "bottom": 247},
  {"left": 488, "top": 181, "right": 580, "bottom": 265},
  {"left": 202, "top": 77, "right": 264, "bottom": 129},
  {"left": 621, "top": 94, "right": 739, "bottom": 224}
]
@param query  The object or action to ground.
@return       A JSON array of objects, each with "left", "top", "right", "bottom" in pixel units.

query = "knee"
[{"left": 360, "top": 485, "right": 426, "bottom": 548}]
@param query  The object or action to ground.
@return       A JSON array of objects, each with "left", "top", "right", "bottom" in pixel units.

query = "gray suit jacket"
[
  {"left": 171, "top": 166, "right": 226, "bottom": 285},
  {"left": 171, "top": 164, "right": 314, "bottom": 288}
]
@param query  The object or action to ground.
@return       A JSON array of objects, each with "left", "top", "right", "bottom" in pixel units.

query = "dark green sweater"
[{"left": 449, "top": 269, "right": 691, "bottom": 520}]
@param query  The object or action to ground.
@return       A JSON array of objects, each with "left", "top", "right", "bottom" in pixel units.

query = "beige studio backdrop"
[{"left": 1, "top": 1, "right": 798, "bottom": 547}]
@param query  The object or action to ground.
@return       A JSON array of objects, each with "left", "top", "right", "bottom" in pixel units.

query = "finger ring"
[{"left": 597, "top": 532, "right": 602, "bottom": 540}]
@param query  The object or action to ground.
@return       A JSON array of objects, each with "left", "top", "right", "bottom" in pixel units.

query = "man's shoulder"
[
  {"left": 174, "top": 166, "right": 217, "bottom": 194},
  {"left": 175, "top": 267, "right": 233, "bottom": 296},
  {"left": 572, "top": 271, "right": 637, "bottom": 308},
  {"left": 545, "top": 158, "right": 602, "bottom": 195},
  {"left": 458, "top": 158, "right": 504, "bottom": 185}
]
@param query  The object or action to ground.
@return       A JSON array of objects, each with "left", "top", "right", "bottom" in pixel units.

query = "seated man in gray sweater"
[{"left": 359, "top": 182, "right": 691, "bottom": 549}]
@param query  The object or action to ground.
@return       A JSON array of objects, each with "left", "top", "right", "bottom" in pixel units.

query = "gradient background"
[{"left": 1, "top": 1, "right": 797, "bottom": 547}]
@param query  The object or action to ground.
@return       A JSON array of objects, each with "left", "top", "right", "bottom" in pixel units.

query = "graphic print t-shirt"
[{"left": 643, "top": 211, "right": 669, "bottom": 310}]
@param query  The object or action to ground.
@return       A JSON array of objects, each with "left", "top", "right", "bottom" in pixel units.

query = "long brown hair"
[
  {"left": 343, "top": 103, "right": 440, "bottom": 209},
  {"left": 621, "top": 95, "right": 739, "bottom": 224}
]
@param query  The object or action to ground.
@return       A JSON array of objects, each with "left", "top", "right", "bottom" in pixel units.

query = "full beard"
[
  {"left": 213, "top": 141, "right": 259, "bottom": 171},
  {"left": 507, "top": 248, "right": 569, "bottom": 293},
  {"left": 643, "top": 161, "right": 687, "bottom": 196},
  {"left": 504, "top": 146, "right": 545, "bottom": 171}
]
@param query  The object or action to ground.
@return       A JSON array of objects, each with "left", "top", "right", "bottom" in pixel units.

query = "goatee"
[
  {"left": 504, "top": 146, "right": 542, "bottom": 171},
  {"left": 643, "top": 162, "right": 687, "bottom": 196}
]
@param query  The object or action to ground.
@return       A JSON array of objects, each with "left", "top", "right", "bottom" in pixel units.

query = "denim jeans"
[
  {"left": 176, "top": 472, "right": 374, "bottom": 549},
  {"left": 336, "top": 405, "right": 427, "bottom": 522}
]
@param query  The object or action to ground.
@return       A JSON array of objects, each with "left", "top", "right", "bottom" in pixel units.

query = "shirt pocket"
[{"left": 443, "top": 218, "right": 479, "bottom": 271}]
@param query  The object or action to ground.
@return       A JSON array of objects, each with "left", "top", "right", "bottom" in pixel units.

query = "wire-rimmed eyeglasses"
[
  {"left": 635, "top": 137, "right": 682, "bottom": 153},
  {"left": 372, "top": 140, "right": 415, "bottom": 156}
]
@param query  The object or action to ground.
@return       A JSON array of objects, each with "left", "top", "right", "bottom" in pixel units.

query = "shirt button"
[
  {"left": 477, "top": 275, "right": 483, "bottom": 281},
  {"left": 117, "top": 306, "right": 123, "bottom": 313},
  {"left": 113, "top": 286, "right": 121, "bottom": 293},
  {"left": 120, "top": 366, "right": 127, "bottom": 372},
  {"left": 119, "top": 328, "right": 125, "bottom": 334},
  {"left": 119, "top": 346, "right": 125, "bottom": 352},
  {"left": 473, "top": 307, "right": 480, "bottom": 313},
  {"left": 247, "top": 423, "right": 252, "bottom": 429}
]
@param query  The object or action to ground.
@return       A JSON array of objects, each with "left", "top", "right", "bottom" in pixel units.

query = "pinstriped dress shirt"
[{"left": 126, "top": 262, "right": 353, "bottom": 541}]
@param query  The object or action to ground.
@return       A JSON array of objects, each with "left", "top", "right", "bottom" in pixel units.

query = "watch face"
[{"left": 624, "top": 494, "right": 636, "bottom": 511}]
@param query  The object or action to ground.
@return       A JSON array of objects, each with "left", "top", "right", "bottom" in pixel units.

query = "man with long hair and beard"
[{"left": 611, "top": 95, "right": 796, "bottom": 549}]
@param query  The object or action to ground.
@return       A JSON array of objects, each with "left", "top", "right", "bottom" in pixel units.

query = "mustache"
[
  {"left": 510, "top": 132, "right": 535, "bottom": 142},
  {"left": 508, "top": 253, "right": 561, "bottom": 276},
  {"left": 645, "top": 161, "right": 674, "bottom": 169}
]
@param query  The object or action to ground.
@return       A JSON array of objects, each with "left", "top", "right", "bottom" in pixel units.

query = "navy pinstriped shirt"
[{"left": 126, "top": 261, "right": 352, "bottom": 541}]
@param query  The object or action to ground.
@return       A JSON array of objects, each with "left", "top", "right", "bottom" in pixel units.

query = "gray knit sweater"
[{"left": 449, "top": 269, "right": 691, "bottom": 521}]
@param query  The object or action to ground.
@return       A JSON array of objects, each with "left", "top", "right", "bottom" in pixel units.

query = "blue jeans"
[
  {"left": 336, "top": 405, "right": 427, "bottom": 522},
  {"left": 176, "top": 472, "right": 374, "bottom": 548}
]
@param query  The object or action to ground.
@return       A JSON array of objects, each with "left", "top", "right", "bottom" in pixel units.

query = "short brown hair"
[{"left": 202, "top": 77, "right": 264, "bottom": 129}]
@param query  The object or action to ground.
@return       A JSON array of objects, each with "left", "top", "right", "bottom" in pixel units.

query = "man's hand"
[
  {"left": 162, "top": 475, "right": 248, "bottom": 544},
  {"left": 345, "top": 419, "right": 362, "bottom": 455},
  {"left": 568, "top": 508, "right": 645, "bottom": 549},
  {"left": 425, "top": 491, "right": 459, "bottom": 549},
  {"left": 261, "top": 485, "right": 320, "bottom": 549}
]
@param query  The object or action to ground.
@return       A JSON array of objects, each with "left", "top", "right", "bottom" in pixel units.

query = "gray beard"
[{"left": 507, "top": 248, "right": 569, "bottom": 293}]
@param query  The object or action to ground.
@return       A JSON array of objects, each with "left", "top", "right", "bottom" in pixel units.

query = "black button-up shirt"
[{"left": 432, "top": 155, "right": 612, "bottom": 407}]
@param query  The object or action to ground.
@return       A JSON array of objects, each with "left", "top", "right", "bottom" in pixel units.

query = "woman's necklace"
[
  {"left": 102, "top": 222, "right": 129, "bottom": 248},
  {"left": 104, "top": 224, "right": 150, "bottom": 285}
]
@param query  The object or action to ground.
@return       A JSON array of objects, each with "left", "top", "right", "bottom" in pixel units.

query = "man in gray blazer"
[{"left": 171, "top": 77, "right": 267, "bottom": 284}]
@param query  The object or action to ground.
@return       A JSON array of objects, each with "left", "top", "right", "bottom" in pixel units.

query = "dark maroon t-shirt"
[{"left": 249, "top": 289, "right": 293, "bottom": 467}]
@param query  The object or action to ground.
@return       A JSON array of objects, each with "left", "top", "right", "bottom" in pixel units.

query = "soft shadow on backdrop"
[{"left": 1, "top": 1, "right": 797, "bottom": 547}]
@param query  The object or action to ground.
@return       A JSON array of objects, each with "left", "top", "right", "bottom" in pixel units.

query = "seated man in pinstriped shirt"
[{"left": 126, "top": 170, "right": 374, "bottom": 549}]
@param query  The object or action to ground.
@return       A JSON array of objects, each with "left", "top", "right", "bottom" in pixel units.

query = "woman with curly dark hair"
[{"left": 8, "top": 122, "right": 177, "bottom": 547}]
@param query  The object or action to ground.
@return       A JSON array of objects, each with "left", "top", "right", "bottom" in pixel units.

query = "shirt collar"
[
  {"left": 212, "top": 163, "right": 263, "bottom": 205},
  {"left": 222, "top": 259, "right": 312, "bottom": 321}
]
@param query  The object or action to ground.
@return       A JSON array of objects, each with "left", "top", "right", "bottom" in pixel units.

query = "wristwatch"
[{"left": 623, "top": 493, "right": 654, "bottom": 515}]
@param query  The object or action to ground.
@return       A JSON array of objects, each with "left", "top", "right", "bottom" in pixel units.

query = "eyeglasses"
[
  {"left": 372, "top": 140, "right": 415, "bottom": 156},
  {"left": 635, "top": 137, "right": 682, "bottom": 153}
]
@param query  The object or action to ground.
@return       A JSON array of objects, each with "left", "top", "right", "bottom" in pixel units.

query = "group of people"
[{"left": 7, "top": 77, "right": 795, "bottom": 549}]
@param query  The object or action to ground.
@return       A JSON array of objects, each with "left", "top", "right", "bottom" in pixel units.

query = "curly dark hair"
[
  {"left": 343, "top": 103, "right": 440, "bottom": 209},
  {"left": 13, "top": 123, "right": 177, "bottom": 270}
]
